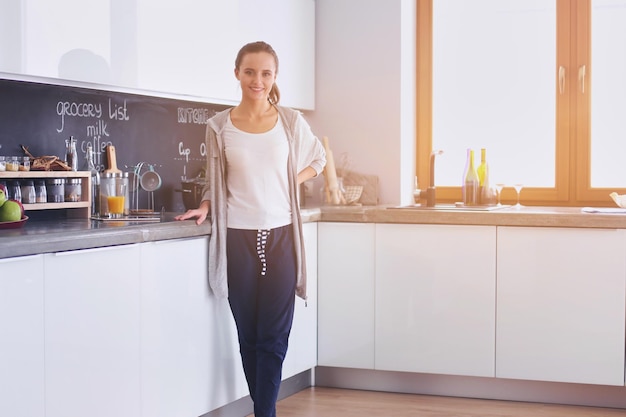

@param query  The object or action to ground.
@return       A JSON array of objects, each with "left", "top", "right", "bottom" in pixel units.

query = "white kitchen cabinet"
[
  {"left": 142, "top": 237, "right": 212, "bottom": 416},
  {"left": 136, "top": 0, "right": 315, "bottom": 108},
  {"left": 237, "top": 0, "right": 316, "bottom": 109},
  {"left": 0, "top": 255, "right": 45, "bottom": 417},
  {"left": 375, "top": 224, "right": 496, "bottom": 377},
  {"left": 318, "top": 222, "right": 376, "bottom": 369},
  {"left": 140, "top": 236, "right": 247, "bottom": 415},
  {"left": 44, "top": 245, "right": 142, "bottom": 417},
  {"left": 496, "top": 226, "right": 626, "bottom": 386},
  {"left": 283, "top": 222, "right": 318, "bottom": 378},
  {"left": 2, "top": 0, "right": 315, "bottom": 108}
]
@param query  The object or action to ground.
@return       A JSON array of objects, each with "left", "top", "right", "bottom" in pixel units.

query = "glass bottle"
[
  {"left": 477, "top": 148, "right": 489, "bottom": 204},
  {"left": 20, "top": 180, "right": 36, "bottom": 204},
  {"left": 121, "top": 172, "right": 130, "bottom": 215},
  {"left": 9, "top": 180, "right": 21, "bottom": 203},
  {"left": 462, "top": 148, "right": 479, "bottom": 206},
  {"left": 81, "top": 143, "right": 100, "bottom": 216},
  {"left": 35, "top": 180, "right": 47, "bottom": 203},
  {"left": 65, "top": 136, "right": 78, "bottom": 171}
]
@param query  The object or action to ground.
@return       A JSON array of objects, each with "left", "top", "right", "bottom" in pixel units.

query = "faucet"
[{"left": 422, "top": 150, "right": 443, "bottom": 207}]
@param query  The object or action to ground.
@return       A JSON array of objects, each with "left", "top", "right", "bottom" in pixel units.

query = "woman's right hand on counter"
[{"left": 174, "top": 200, "right": 210, "bottom": 225}]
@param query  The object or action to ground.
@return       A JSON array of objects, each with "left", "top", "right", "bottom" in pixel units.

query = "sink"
[{"left": 388, "top": 204, "right": 511, "bottom": 212}]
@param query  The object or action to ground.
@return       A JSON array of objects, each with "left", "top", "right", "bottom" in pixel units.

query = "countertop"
[
  {"left": 318, "top": 204, "right": 626, "bottom": 228},
  {"left": 0, "top": 213, "right": 211, "bottom": 259},
  {"left": 2, "top": 205, "right": 626, "bottom": 260}
]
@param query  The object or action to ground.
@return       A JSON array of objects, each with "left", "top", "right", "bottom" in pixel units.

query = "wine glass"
[
  {"left": 495, "top": 183, "right": 505, "bottom": 206},
  {"left": 513, "top": 183, "right": 524, "bottom": 208}
]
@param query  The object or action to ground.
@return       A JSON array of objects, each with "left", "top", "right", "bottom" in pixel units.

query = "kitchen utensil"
[
  {"left": 321, "top": 136, "right": 344, "bottom": 205},
  {"left": 140, "top": 164, "right": 162, "bottom": 192},
  {"left": 104, "top": 145, "right": 122, "bottom": 174},
  {"left": 176, "top": 176, "right": 208, "bottom": 210},
  {"left": 130, "top": 162, "right": 145, "bottom": 211}
]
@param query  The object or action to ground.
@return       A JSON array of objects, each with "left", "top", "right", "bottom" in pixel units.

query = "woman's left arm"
[
  {"left": 297, "top": 166, "right": 318, "bottom": 185},
  {"left": 294, "top": 113, "right": 327, "bottom": 179}
]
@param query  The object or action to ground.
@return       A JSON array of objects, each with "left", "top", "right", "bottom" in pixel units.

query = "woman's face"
[{"left": 235, "top": 52, "right": 277, "bottom": 102}]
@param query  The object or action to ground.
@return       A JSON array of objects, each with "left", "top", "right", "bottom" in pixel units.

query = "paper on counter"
[{"left": 581, "top": 207, "right": 626, "bottom": 214}]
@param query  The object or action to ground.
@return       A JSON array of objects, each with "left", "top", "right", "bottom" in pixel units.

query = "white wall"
[{"left": 306, "top": 0, "right": 416, "bottom": 205}]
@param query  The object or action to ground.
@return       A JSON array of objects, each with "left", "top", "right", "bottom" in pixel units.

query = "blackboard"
[{"left": 0, "top": 78, "right": 227, "bottom": 213}]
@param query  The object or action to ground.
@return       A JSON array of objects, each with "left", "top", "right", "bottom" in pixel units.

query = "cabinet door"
[
  {"left": 0, "top": 255, "right": 45, "bottom": 417},
  {"left": 1, "top": 0, "right": 315, "bottom": 108},
  {"left": 141, "top": 236, "right": 247, "bottom": 415},
  {"left": 135, "top": 1, "right": 240, "bottom": 102},
  {"left": 283, "top": 222, "right": 318, "bottom": 378},
  {"left": 496, "top": 227, "right": 626, "bottom": 386},
  {"left": 318, "top": 222, "right": 376, "bottom": 369},
  {"left": 44, "top": 245, "right": 142, "bottom": 417},
  {"left": 10, "top": 0, "right": 114, "bottom": 84},
  {"left": 375, "top": 224, "right": 496, "bottom": 377},
  {"left": 238, "top": 0, "right": 316, "bottom": 109},
  {"left": 137, "top": 0, "right": 315, "bottom": 108}
]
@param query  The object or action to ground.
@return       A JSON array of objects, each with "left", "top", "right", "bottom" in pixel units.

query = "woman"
[{"left": 175, "top": 41, "right": 326, "bottom": 417}]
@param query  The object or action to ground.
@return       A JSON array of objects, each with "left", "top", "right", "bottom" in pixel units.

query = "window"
[{"left": 416, "top": 0, "right": 626, "bottom": 206}]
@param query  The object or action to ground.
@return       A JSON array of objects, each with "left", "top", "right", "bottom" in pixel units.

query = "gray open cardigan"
[{"left": 200, "top": 106, "right": 326, "bottom": 300}]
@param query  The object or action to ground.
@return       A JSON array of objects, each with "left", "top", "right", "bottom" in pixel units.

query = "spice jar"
[
  {"left": 46, "top": 178, "right": 65, "bottom": 203},
  {"left": 20, "top": 180, "right": 36, "bottom": 204},
  {"left": 65, "top": 178, "right": 82, "bottom": 202},
  {"left": 35, "top": 180, "right": 47, "bottom": 203},
  {"left": 20, "top": 156, "right": 30, "bottom": 171},
  {"left": 8, "top": 180, "right": 21, "bottom": 202},
  {"left": 6, "top": 156, "right": 20, "bottom": 172}
]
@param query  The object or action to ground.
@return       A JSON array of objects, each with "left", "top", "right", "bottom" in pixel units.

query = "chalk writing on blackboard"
[
  {"left": 56, "top": 98, "right": 130, "bottom": 134},
  {"left": 1, "top": 77, "right": 225, "bottom": 211},
  {"left": 178, "top": 107, "right": 211, "bottom": 124},
  {"left": 56, "top": 100, "right": 102, "bottom": 133}
]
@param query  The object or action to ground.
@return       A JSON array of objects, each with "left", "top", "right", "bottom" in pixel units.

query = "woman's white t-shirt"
[{"left": 223, "top": 115, "right": 292, "bottom": 230}]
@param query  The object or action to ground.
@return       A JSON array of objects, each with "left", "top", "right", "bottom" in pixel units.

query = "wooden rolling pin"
[
  {"left": 321, "top": 136, "right": 345, "bottom": 205},
  {"left": 104, "top": 145, "right": 122, "bottom": 174}
]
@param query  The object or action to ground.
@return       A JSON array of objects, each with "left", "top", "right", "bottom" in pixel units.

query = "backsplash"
[{"left": 0, "top": 77, "right": 227, "bottom": 213}]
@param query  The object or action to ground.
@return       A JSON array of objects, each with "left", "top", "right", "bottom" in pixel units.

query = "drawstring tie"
[{"left": 256, "top": 229, "right": 271, "bottom": 276}]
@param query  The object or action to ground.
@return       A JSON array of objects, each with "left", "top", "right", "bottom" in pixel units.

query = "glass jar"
[
  {"left": 0, "top": 156, "right": 6, "bottom": 171},
  {"left": 20, "top": 180, "right": 36, "bottom": 204},
  {"left": 46, "top": 178, "right": 65, "bottom": 203},
  {"left": 35, "top": 180, "right": 47, "bottom": 203},
  {"left": 20, "top": 156, "right": 30, "bottom": 171},
  {"left": 8, "top": 180, "right": 21, "bottom": 202},
  {"left": 99, "top": 173, "right": 115, "bottom": 216},
  {"left": 6, "top": 156, "right": 19, "bottom": 172},
  {"left": 65, "top": 178, "right": 82, "bottom": 202},
  {"left": 118, "top": 172, "right": 130, "bottom": 215}
]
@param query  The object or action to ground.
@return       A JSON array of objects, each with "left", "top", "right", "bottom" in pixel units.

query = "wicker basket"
[{"left": 343, "top": 185, "right": 363, "bottom": 205}]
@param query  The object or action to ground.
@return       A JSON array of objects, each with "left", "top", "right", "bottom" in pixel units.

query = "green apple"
[
  {"left": 0, "top": 184, "right": 7, "bottom": 207},
  {"left": 0, "top": 199, "right": 22, "bottom": 222}
]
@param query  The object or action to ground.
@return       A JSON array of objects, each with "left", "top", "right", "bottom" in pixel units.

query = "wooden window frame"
[{"left": 416, "top": 0, "right": 609, "bottom": 207}]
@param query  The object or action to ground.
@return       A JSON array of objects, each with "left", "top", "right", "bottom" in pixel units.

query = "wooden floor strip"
[{"left": 246, "top": 387, "right": 626, "bottom": 417}]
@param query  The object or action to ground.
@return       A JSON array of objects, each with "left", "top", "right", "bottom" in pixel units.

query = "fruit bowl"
[{"left": 0, "top": 215, "right": 29, "bottom": 229}]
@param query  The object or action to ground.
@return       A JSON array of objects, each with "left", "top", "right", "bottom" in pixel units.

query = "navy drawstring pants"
[{"left": 226, "top": 224, "right": 296, "bottom": 417}]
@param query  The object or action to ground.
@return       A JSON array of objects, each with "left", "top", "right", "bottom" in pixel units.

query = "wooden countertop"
[
  {"left": 3, "top": 205, "right": 624, "bottom": 260},
  {"left": 307, "top": 205, "right": 626, "bottom": 229}
]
